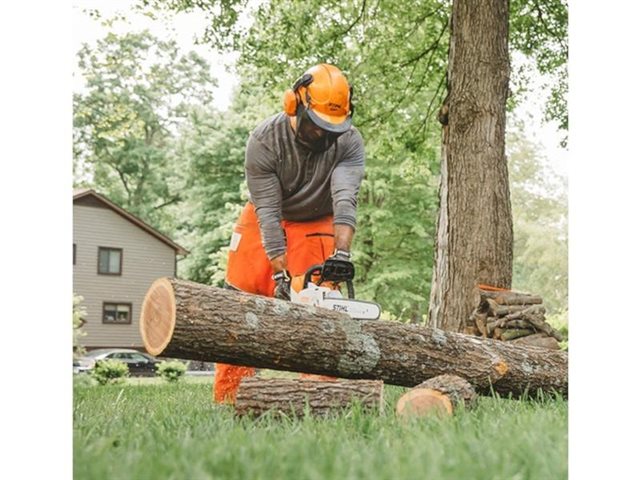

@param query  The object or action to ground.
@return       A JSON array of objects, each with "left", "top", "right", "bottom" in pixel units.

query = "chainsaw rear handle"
[{"left": 303, "top": 264, "right": 355, "bottom": 299}]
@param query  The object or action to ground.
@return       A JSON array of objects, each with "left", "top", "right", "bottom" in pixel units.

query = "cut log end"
[
  {"left": 396, "top": 388, "right": 454, "bottom": 418},
  {"left": 140, "top": 277, "right": 177, "bottom": 356}
]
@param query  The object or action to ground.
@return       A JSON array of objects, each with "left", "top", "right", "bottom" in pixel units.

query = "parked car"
[{"left": 74, "top": 348, "right": 160, "bottom": 377}]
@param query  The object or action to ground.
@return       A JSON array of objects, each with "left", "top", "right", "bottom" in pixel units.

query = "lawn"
[{"left": 73, "top": 375, "right": 567, "bottom": 480}]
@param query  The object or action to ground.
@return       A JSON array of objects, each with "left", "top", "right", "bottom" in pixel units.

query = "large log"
[
  {"left": 234, "top": 378, "right": 384, "bottom": 417},
  {"left": 140, "top": 278, "right": 568, "bottom": 398}
]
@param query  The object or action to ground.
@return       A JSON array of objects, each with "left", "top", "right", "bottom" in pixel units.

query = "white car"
[{"left": 73, "top": 348, "right": 160, "bottom": 376}]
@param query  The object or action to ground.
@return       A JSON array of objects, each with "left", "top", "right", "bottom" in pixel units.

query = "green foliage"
[
  {"left": 508, "top": 123, "right": 568, "bottom": 314},
  {"left": 73, "top": 294, "right": 87, "bottom": 358},
  {"left": 74, "top": 381, "right": 567, "bottom": 479},
  {"left": 91, "top": 359, "right": 130, "bottom": 386},
  {"left": 171, "top": 106, "right": 250, "bottom": 285},
  {"left": 136, "top": 0, "right": 252, "bottom": 51},
  {"left": 73, "top": 29, "right": 216, "bottom": 235},
  {"left": 156, "top": 360, "right": 187, "bottom": 382},
  {"left": 510, "top": 0, "right": 568, "bottom": 137},
  {"left": 143, "top": 0, "right": 566, "bottom": 319},
  {"left": 137, "top": 0, "right": 568, "bottom": 136},
  {"left": 546, "top": 309, "right": 568, "bottom": 350}
]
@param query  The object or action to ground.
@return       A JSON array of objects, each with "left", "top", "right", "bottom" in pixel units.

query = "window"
[
  {"left": 128, "top": 353, "right": 151, "bottom": 363},
  {"left": 98, "top": 247, "right": 122, "bottom": 275},
  {"left": 102, "top": 302, "right": 132, "bottom": 324},
  {"left": 109, "top": 352, "right": 150, "bottom": 364}
]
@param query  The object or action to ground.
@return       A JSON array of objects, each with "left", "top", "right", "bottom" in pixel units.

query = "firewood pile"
[{"left": 465, "top": 287, "right": 564, "bottom": 350}]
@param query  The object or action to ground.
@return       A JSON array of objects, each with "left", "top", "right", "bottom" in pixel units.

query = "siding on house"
[{"left": 73, "top": 203, "right": 177, "bottom": 348}]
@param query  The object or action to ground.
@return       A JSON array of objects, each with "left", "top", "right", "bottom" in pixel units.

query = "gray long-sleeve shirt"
[{"left": 245, "top": 112, "right": 365, "bottom": 259}]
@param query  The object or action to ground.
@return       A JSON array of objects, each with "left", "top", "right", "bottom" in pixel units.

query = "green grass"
[{"left": 74, "top": 376, "right": 567, "bottom": 480}]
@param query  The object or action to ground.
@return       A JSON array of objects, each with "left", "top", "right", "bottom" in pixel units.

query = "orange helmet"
[{"left": 283, "top": 64, "right": 353, "bottom": 134}]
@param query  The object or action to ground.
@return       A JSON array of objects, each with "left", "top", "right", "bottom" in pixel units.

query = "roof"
[{"left": 73, "top": 188, "right": 189, "bottom": 256}]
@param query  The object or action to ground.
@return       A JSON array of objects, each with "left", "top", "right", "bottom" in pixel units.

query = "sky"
[{"left": 72, "top": 0, "right": 568, "bottom": 179}]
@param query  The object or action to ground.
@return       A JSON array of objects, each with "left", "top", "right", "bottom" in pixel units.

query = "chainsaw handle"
[
  {"left": 303, "top": 264, "right": 324, "bottom": 288},
  {"left": 302, "top": 264, "right": 355, "bottom": 299}
]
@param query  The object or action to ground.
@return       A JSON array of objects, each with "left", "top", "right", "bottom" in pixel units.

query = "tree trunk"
[
  {"left": 396, "top": 374, "right": 477, "bottom": 418},
  {"left": 429, "top": 0, "right": 513, "bottom": 332},
  {"left": 234, "top": 378, "right": 384, "bottom": 417},
  {"left": 140, "top": 278, "right": 567, "bottom": 398}
]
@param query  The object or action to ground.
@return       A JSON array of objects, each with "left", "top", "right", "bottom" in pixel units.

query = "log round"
[
  {"left": 396, "top": 389, "right": 453, "bottom": 417},
  {"left": 140, "top": 278, "right": 568, "bottom": 398},
  {"left": 396, "top": 374, "right": 477, "bottom": 419}
]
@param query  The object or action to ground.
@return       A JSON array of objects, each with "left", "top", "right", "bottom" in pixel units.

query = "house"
[{"left": 73, "top": 189, "right": 188, "bottom": 350}]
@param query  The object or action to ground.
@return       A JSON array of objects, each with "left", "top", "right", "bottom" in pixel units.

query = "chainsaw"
[{"left": 290, "top": 260, "right": 381, "bottom": 320}]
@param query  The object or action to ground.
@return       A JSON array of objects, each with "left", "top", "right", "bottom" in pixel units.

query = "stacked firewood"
[{"left": 466, "top": 288, "right": 564, "bottom": 350}]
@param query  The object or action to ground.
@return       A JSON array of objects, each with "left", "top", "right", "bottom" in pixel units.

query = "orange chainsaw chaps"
[
  {"left": 225, "top": 203, "right": 275, "bottom": 296},
  {"left": 214, "top": 202, "right": 336, "bottom": 404},
  {"left": 282, "top": 215, "right": 335, "bottom": 277},
  {"left": 213, "top": 364, "right": 256, "bottom": 404}
]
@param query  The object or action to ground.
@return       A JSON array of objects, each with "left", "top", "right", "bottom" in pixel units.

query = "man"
[{"left": 213, "top": 63, "right": 365, "bottom": 403}]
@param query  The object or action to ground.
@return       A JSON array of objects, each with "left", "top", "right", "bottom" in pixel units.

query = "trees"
[
  {"left": 138, "top": 0, "right": 566, "bottom": 324},
  {"left": 73, "top": 30, "right": 215, "bottom": 234},
  {"left": 228, "top": 0, "right": 449, "bottom": 319},
  {"left": 170, "top": 106, "right": 249, "bottom": 284},
  {"left": 427, "top": 0, "right": 568, "bottom": 331},
  {"left": 135, "top": 0, "right": 448, "bottom": 318},
  {"left": 508, "top": 125, "right": 567, "bottom": 314},
  {"left": 428, "top": 0, "right": 513, "bottom": 331},
  {"left": 84, "top": 1, "right": 567, "bottom": 322},
  {"left": 510, "top": 0, "right": 568, "bottom": 140}
]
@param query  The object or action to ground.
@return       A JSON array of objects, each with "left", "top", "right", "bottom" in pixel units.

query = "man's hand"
[
  {"left": 321, "top": 249, "right": 355, "bottom": 282},
  {"left": 270, "top": 253, "right": 287, "bottom": 273},
  {"left": 272, "top": 270, "right": 291, "bottom": 300},
  {"left": 330, "top": 249, "right": 351, "bottom": 262}
]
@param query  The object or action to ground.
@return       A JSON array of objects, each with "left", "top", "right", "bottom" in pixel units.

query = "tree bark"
[
  {"left": 396, "top": 374, "right": 477, "bottom": 418},
  {"left": 140, "top": 278, "right": 567, "bottom": 398},
  {"left": 429, "top": 0, "right": 513, "bottom": 332},
  {"left": 234, "top": 378, "right": 384, "bottom": 417}
]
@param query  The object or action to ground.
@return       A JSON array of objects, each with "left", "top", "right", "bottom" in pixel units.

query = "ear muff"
[
  {"left": 283, "top": 73, "right": 314, "bottom": 116},
  {"left": 283, "top": 89, "right": 298, "bottom": 116}
]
